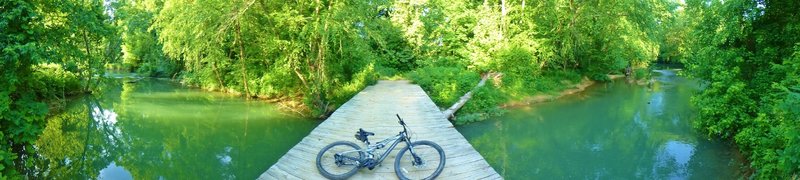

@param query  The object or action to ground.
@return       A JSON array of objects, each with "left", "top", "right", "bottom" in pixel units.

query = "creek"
[
  {"left": 31, "top": 77, "right": 318, "bottom": 179},
  {"left": 457, "top": 70, "right": 745, "bottom": 179}
]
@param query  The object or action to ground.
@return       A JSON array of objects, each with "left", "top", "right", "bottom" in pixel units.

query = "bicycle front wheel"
[
  {"left": 394, "top": 140, "right": 445, "bottom": 180},
  {"left": 316, "top": 141, "right": 363, "bottom": 180}
]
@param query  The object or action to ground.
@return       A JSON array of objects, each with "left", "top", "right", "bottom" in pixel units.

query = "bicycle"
[{"left": 315, "top": 114, "right": 446, "bottom": 180}]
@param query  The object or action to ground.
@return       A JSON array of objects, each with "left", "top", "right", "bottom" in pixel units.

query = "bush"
[
  {"left": 498, "top": 69, "right": 582, "bottom": 98},
  {"left": 634, "top": 68, "right": 649, "bottom": 79},
  {"left": 135, "top": 60, "right": 180, "bottom": 77},
  {"left": 455, "top": 85, "right": 507, "bottom": 125},
  {"left": 407, "top": 66, "right": 480, "bottom": 107},
  {"left": 492, "top": 46, "right": 540, "bottom": 76},
  {"left": 416, "top": 56, "right": 469, "bottom": 70},
  {"left": 375, "top": 65, "right": 400, "bottom": 79},
  {"left": 408, "top": 66, "right": 508, "bottom": 124},
  {"left": 31, "top": 63, "right": 83, "bottom": 99},
  {"left": 331, "top": 63, "right": 379, "bottom": 105},
  {"left": 589, "top": 73, "right": 611, "bottom": 82}
]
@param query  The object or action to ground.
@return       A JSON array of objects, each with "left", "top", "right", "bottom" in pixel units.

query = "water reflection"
[
  {"left": 457, "top": 69, "right": 743, "bottom": 179},
  {"left": 99, "top": 162, "right": 133, "bottom": 180},
  {"left": 31, "top": 78, "right": 319, "bottom": 179},
  {"left": 653, "top": 141, "right": 695, "bottom": 179},
  {"left": 648, "top": 91, "right": 665, "bottom": 116}
]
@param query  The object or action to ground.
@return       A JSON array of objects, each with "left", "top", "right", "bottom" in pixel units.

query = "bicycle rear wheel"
[
  {"left": 394, "top": 140, "right": 445, "bottom": 180},
  {"left": 316, "top": 141, "right": 363, "bottom": 180}
]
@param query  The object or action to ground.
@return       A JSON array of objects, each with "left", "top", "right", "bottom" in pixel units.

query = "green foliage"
[
  {"left": 498, "top": 69, "right": 582, "bottom": 99},
  {"left": 1, "top": 0, "right": 48, "bottom": 177},
  {"left": 379, "top": 0, "right": 672, "bottom": 126},
  {"left": 633, "top": 68, "right": 649, "bottom": 79},
  {"left": 456, "top": 85, "right": 507, "bottom": 125},
  {"left": 683, "top": 0, "right": 800, "bottom": 177},
  {"left": 775, "top": 45, "right": 800, "bottom": 177},
  {"left": 368, "top": 20, "right": 418, "bottom": 71},
  {"left": 407, "top": 66, "right": 479, "bottom": 107},
  {"left": 330, "top": 63, "right": 379, "bottom": 107},
  {"left": 12, "top": 0, "right": 797, "bottom": 177},
  {"left": 150, "top": 0, "right": 381, "bottom": 116},
  {"left": 116, "top": 0, "right": 177, "bottom": 77},
  {"left": 492, "top": 45, "right": 541, "bottom": 77},
  {"left": 31, "top": 63, "right": 82, "bottom": 99},
  {"left": 1, "top": 0, "right": 115, "bottom": 177},
  {"left": 658, "top": 4, "right": 689, "bottom": 63},
  {"left": 589, "top": 73, "right": 612, "bottom": 82},
  {"left": 524, "top": 0, "right": 668, "bottom": 74},
  {"left": 407, "top": 66, "right": 506, "bottom": 125}
]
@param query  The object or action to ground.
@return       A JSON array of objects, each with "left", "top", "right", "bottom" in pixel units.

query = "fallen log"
[{"left": 441, "top": 73, "right": 500, "bottom": 119}]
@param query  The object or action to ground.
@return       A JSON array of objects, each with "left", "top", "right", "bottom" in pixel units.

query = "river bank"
[
  {"left": 107, "top": 71, "right": 316, "bottom": 118},
  {"left": 500, "top": 74, "right": 626, "bottom": 108}
]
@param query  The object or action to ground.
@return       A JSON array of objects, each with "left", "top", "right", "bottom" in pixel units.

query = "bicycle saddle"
[{"left": 355, "top": 128, "right": 374, "bottom": 144}]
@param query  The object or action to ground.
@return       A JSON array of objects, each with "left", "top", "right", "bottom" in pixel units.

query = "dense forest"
[{"left": 1, "top": 0, "right": 798, "bottom": 178}]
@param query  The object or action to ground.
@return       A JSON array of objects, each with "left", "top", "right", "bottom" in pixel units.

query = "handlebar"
[
  {"left": 396, "top": 114, "right": 412, "bottom": 141},
  {"left": 396, "top": 114, "right": 406, "bottom": 126}
]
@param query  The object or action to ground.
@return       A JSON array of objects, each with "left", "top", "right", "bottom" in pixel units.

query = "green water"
[
  {"left": 457, "top": 70, "right": 745, "bottom": 179},
  {"left": 32, "top": 78, "right": 318, "bottom": 179}
]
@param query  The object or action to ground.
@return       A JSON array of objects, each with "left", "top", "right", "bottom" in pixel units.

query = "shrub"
[
  {"left": 589, "top": 73, "right": 611, "bottom": 82},
  {"left": 634, "top": 68, "right": 649, "bottom": 79},
  {"left": 407, "top": 66, "right": 480, "bottom": 107},
  {"left": 408, "top": 66, "right": 509, "bottom": 124},
  {"left": 31, "top": 63, "right": 83, "bottom": 99},
  {"left": 497, "top": 69, "right": 582, "bottom": 99},
  {"left": 455, "top": 85, "right": 507, "bottom": 125},
  {"left": 492, "top": 46, "right": 540, "bottom": 77}
]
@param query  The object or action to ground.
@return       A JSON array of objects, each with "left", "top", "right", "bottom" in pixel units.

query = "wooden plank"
[{"left": 261, "top": 80, "right": 501, "bottom": 179}]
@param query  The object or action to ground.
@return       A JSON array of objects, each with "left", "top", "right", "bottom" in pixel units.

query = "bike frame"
[{"left": 336, "top": 116, "right": 418, "bottom": 168}]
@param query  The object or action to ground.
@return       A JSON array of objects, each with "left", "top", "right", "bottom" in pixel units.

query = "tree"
[
  {"left": 117, "top": 0, "right": 176, "bottom": 77},
  {"left": 1, "top": 0, "right": 48, "bottom": 176},
  {"left": 683, "top": 0, "right": 800, "bottom": 177},
  {"left": 152, "top": 0, "right": 380, "bottom": 116},
  {"left": 1, "top": 0, "right": 115, "bottom": 177}
]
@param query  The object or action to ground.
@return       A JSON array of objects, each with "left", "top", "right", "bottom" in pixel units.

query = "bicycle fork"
[{"left": 406, "top": 144, "right": 425, "bottom": 167}]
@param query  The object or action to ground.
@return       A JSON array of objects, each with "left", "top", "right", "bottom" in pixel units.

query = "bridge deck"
[{"left": 259, "top": 80, "right": 501, "bottom": 179}]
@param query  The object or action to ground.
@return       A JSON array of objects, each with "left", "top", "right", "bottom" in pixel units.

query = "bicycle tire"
[
  {"left": 394, "top": 140, "right": 446, "bottom": 180},
  {"left": 316, "top": 141, "right": 363, "bottom": 180}
]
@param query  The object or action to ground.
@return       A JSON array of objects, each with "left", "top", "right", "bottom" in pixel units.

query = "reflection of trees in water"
[
  {"left": 104, "top": 80, "right": 240, "bottom": 179},
  {"left": 462, "top": 74, "right": 736, "bottom": 179},
  {"left": 32, "top": 97, "right": 123, "bottom": 179},
  {"left": 32, "top": 79, "right": 317, "bottom": 179},
  {"left": 651, "top": 140, "right": 694, "bottom": 179}
]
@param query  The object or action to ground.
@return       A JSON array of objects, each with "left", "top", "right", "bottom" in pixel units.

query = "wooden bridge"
[{"left": 259, "top": 80, "right": 501, "bottom": 179}]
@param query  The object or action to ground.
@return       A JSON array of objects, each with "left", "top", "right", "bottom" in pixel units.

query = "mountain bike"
[{"left": 315, "top": 114, "right": 446, "bottom": 180}]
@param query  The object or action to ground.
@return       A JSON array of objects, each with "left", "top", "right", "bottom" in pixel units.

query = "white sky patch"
[
  {"left": 98, "top": 162, "right": 133, "bottom": 180},
  {"left": 93, "top": 106, "right": 118, "bottom": 125}
]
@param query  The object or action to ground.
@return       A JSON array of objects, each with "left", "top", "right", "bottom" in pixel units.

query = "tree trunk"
[
  {"left": 235, "top": 20, "right": 250, "bottom": 98},
  {"left": 501, "top": 0, "right": 507, "bottom": 34},
  {"left": 81, "top": 30, "right": 94, "bottom": 92},
  {"left": 212, "top": 61, "right": 224, "bottom": 87}
]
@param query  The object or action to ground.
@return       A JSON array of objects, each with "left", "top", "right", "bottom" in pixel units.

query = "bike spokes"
[
  {"left": 318, "top": 143, "right": 361, "bottom": 177},
  {"left": 395, "top": 141, "right": 445, "bottom": 180},
  {"left": 407, "top": 145, "right": 438, "bottom": 169}
]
